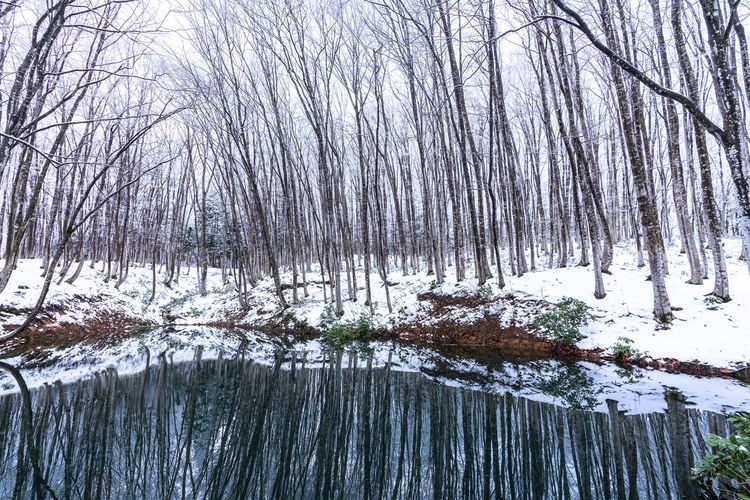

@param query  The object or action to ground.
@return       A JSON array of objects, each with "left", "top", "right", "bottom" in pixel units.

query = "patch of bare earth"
[
  {"left": 388, "top": 291, "right": 558, "bottom": 355},
  {"left": 601, "top": 355, "right": 750, "bottom": 382},
  {"left": 0, "top": 307, "right": 150, "bottom": 368}
]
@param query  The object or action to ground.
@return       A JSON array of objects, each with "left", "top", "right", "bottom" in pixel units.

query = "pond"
[{"left": 0, "top": 350, "right": 740, "bottom": 499}]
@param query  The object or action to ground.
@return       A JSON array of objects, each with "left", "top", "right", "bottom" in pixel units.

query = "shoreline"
[
  {"left": 1, "top": 240, "right": 749, "bottom": 384},
  {"left": 2, "top": 295, "right": 748, "bottom": 384}
]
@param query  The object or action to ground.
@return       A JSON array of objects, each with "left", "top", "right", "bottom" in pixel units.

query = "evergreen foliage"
[
  {"left": 532, "top": 297, "right": 592, "bottom": 346},
  {"left": 693, "top": 412, "right": 750, "bottom": 497}
]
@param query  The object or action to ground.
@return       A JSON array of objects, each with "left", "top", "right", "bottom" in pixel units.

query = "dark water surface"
[{"left": 0, "top": 353, "right": 732, "bottom": 499}]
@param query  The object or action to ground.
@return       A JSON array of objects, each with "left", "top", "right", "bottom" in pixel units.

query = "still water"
[{"left": 0, "top": 353, "right": 733, "bottom": 499}]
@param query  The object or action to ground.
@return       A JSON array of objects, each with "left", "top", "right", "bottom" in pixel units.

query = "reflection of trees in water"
[
  {"left": 0, "top": 354, "right": 729, "bottom": 499},
  {"left": 0, "top": 362, "right": 56, "bottom": 500},
  {"left": 536, "top": 363, "right": 600, "bottom": 410}
]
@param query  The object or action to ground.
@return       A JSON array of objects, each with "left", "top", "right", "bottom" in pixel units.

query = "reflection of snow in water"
[{"left": 1, "top": 327, "right": 749, "bottom": 415}]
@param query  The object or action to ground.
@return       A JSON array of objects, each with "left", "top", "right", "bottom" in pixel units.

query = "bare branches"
[
  {"left": 548, "top": 0, "right": 725, "bottom": 139},
  {"left": 2, "top": 0, "right": 750, "bottom": 340}
]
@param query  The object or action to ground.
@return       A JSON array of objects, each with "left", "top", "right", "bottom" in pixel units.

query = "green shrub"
[
  {"left": 693, "top": 412, "right": 750, "bottom": 496},
  {"left": 704, "top": 294, "right": 728, "bottom": 310},
  {"left": 319, "top": 303, "right": 338, "bottom": 328},
  {"left": 532, "top": 297, "right": 592, "bottom": 346},
  {"left": 129, "top": 323, "right": 152, "bottom": 335},
  {"left": 612, "top": 337, "right": 646, "bottom": 361},
  {"left": 479, "top": 283, "right": 493, "bottom": 300},
  {"left": 165, "top": 294, "right": 193, "bottom": 310},
  {"left": 387, "top": 306, "right": 409, "bottom": 329},
  {"left": 322, "top": 314, "right": 373, "bottom": 349}
]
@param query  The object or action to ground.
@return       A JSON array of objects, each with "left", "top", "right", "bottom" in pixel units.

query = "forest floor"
[{"left": 1, "top": 240, "right": 749, "bottom": 382}]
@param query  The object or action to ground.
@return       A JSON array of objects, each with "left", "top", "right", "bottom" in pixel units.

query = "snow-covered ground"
[
  {"left": 0, "top": 239, "right": 749, "bottom": 370},
  {"left": 223, "top": 240, "right": 750, "bottom": 371},
  {"left": 0, "top": 259, "right": 243, "bottom": 327}
]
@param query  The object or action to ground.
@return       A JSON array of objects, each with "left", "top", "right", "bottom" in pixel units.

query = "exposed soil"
[
  {"left": 387, "top": 291, "right": 556, "bottom": 355},
  {"left": 0, "top": 308, "right": 150, "bottom": 368},
  {"left": 1, "top": 292, "right": 748, "bottom": 384},
  {"left": 600, "top": 354, "right": 750, "bottom": 381}
]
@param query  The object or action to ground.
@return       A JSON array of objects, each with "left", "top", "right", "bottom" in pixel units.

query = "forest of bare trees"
[{"left": 1, "top": 0, "right": 749, "bottom": 333}]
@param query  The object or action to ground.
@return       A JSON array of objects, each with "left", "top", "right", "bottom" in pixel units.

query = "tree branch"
[{"left": 548, "top": 0, "right": 725, "bottom": 139}]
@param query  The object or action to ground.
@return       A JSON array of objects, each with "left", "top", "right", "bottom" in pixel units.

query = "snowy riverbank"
[
  {"left": 1, "top": 328, "right": 749, "bottom": 415},
  {"left": 1, "top": 239, "right": 749, "bottom": 372}
]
